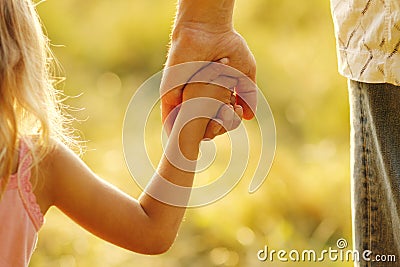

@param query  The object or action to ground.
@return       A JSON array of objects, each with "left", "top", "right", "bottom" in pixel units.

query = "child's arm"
[{"left": 38, "top": 83, "right": 241, "bottom": 255}]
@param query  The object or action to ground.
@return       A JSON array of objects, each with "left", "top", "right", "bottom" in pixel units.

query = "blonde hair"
[{"left": 0, "top": 0, "right": 75, "bottom": 195}]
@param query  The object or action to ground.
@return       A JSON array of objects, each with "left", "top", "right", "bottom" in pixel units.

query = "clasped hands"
[{"left": 161, "top": 25, "right": 257, "bottom": 139}]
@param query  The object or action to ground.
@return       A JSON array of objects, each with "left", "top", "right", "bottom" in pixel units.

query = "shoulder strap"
[{"left": 16, "top": 139, "right": 44, "bottom": 230}]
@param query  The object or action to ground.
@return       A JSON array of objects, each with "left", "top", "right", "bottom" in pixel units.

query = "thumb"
[{"left": 203, "top": 119, "right": 225, "bottom": 140}]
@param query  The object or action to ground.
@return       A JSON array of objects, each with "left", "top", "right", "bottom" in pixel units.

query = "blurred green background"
[{"left": 31, "top": 0, "right": 351, "bottom": 266}]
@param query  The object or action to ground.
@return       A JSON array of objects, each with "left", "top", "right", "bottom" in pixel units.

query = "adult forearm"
[{"left": 174, "top": 0, "right": 235, "bottom": 31}]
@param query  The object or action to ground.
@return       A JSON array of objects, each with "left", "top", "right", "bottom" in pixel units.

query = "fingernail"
[{"left": 219, "top": 58, "right": 229, "bottom": 65}]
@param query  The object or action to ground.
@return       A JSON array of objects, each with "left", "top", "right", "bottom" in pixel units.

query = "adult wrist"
[{"left": 173, "top": 0, "right": 234, "bottom": 36}]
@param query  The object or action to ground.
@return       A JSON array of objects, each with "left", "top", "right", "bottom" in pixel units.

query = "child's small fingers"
[
  {"left": 215, "top": 126, "right": 227, "bottom": 136},
  {"left": 231, "top": 105, "right": 243, "bottom": 130},
  {"left": 218, "top": 104, "right": 243, "bottom": 132},
  {"left": 203, "top": 119, "right": 223, "bottom": 140},
  {"left": 230, "top": 94, "right": 237, "bottom": 106},
  {"left": 203, "top": 102, "right": 243, "bottom": 139},
  {"left": 220, "top": 104, "right": 235, "bottom": 131}
]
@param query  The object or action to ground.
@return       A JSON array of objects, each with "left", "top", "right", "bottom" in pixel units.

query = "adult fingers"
[
  {"left": 233, "top": 52, "right": 257, "bottom": 120},
  {"left": 236, "top": 85, "right": 257, "bottom": 120},
  {"left": 231, "top": 104, "right": 243, "bottom": 130}
]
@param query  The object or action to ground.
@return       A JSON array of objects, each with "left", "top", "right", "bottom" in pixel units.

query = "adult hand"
[{"left": 161, "top": 24, "right": 257, "bottom": 138}]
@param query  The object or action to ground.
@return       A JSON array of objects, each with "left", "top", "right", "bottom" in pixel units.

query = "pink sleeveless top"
[{"left": 0, "top": 140, "right": 44, "bottom": 266}]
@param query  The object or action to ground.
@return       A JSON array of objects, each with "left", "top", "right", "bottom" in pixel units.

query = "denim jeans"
[{"left": 349, "top": 80, "right": 400, "bottom": 266}]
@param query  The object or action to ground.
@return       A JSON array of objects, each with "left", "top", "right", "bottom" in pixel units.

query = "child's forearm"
[
  {"left": 138, "top": 103, "right": 209, "bottom": 252},
  {"left": 46, "top": 100, "right": 210, "bottom": 255},
  {"left": 173, "top": 0, "right": 235, "bottom": 32}
]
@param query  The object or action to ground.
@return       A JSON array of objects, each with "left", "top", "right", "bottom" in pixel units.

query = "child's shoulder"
[
  {"left": 27, "top": 138, "right": 80, "bottom": 214},
  {"left": 23, "top": 136, "right": 79, "bottom": 169},
  {"left": 36, "top": 139, "right": 81, "bottom": 185}
]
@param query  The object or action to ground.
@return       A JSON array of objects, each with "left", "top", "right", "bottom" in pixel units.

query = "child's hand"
[
  {"left": 181, "top": 59, "right": 244, "bottom": 140},
  {"left": 204, "top": 102, "right": 243, "bottom": 140},
  {"left": 181, "top": 81, "right": 243, "bottom": 140}
]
